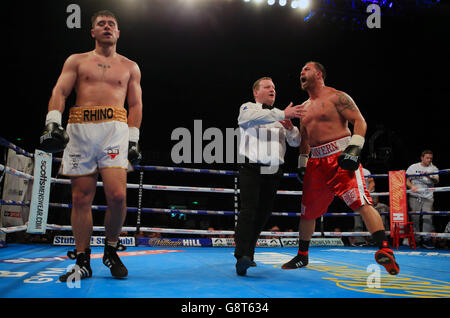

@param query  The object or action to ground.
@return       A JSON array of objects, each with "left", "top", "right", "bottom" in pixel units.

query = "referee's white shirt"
[{"left": 238, "top": 101, "right": 300, "bottom": 166}]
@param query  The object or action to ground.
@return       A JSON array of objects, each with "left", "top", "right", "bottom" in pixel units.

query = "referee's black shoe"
[{"left": 236, "top": 256, "right": 252, "bottom": 276}]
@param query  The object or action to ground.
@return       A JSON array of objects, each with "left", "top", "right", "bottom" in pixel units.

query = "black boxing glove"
[
  {"left": 40, "top": 110, "right": 69, "bottom": 153},
  {"left": 128, "top": 127, "right": 142, "bottom": 165},
  {"left": 337, "top": 135, "right": 364, "bottom": 171},
  {"left": 297, "top": 154, "right": 308, "bottom": 184},
  {"left": 128, "top": 141, "right": 142, "bottom": 165}
]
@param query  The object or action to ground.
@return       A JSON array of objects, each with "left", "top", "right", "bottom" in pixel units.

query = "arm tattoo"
[{"left": 334, "top": 93, "right": 357, "bottom": 114}]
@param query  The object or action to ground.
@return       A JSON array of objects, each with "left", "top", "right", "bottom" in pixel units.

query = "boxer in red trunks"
[{"left": 282, "top": 62, "right": 399, "bottom": 275}]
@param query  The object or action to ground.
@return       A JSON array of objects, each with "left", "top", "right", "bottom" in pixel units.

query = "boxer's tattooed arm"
[{"left": 333, "top": 93, "right": 358, "bottom": 114}]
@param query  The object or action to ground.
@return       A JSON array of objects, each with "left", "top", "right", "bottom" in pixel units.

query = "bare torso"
[
  {"left": 73, "top": 51, "right": 134, "bottom": 108},
  {"left": 300, "top": 87, "right": 351, "bottom": 147}
]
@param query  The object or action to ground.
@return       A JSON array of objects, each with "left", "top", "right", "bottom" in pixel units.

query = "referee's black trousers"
[{"left": 234, "top": 164, "right": 282, "bottom": 260}]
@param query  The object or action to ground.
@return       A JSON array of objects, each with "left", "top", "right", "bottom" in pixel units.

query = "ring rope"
[
  {"left": 0, "top": 136, "right": 62, "bottom": 163},
  {"left": 1, "top": 137, "right": 450, "bottom": 241},
  {"left": 2, "top": 222, "right": 449, "bottom": 239},
  {"left": 2, "top": 136, "right": 450, "bottom": 179},
  {"left": 2, "top": 197, "right": 449, "bottom": 231},
  {"left": 2, "top": 199, "right": 450, "bottom": 217},
  {"left": 2, "top": 158, "right": 450, "bottom": 236},
  {"left": 2, "top": 163, "right": 450, "bottom": 197}
]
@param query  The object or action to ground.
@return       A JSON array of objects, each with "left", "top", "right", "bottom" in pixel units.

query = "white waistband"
[{"left": 310, "top": 136, "right": 351, "bottom": 158}]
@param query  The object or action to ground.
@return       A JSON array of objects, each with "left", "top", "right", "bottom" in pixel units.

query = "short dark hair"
[
  {"left": 91, "top": 10, "right": 118, "bottom": 28},
  {"left": 305, "top": 61, "right": 326, "bottom": 80},
  {"left": 421, "top": 149, "right": 433, "bottom": 157}
]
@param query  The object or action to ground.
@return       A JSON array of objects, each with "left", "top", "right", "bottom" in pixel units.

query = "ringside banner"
[
  {"left": 53, "top": 236, "right": 135, "bottom": 247},
  {"left": 389, "top": 170, "right": 408, "bottom": 236},
  {"left": 27, "top": 150, "right": 52, "bottom": 234}
]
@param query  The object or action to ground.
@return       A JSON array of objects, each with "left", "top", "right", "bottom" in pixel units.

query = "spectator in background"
[
  {"left": 443, "top": 221, "right": 450, "bottom": 249},
  {"left": 373, "top": 195, "right": 390, "bottom": 230},
  {"left": 406, "top": 150, "right": 439, "bottom": 249},
  {"left": 367, "top": 195, "right": 391, "bottom": 246},
  {"left": 263, "top": 225, "right": 281, "bottom": 239},
  {"left": 351, "top": 167, "right": 375, "bottom": 246}
]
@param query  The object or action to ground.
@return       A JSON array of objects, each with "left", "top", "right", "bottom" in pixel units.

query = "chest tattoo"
[{"left": 98, "top": 63, "right": 111, "bottom": 73}]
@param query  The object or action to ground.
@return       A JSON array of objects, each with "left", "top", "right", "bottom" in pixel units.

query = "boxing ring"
[{"left": 1, "top": 136, "right": 449, "bottom": 299}]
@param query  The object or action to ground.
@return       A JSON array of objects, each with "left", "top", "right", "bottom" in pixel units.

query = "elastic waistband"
[
  {"left": 68, "top": 106, "right": 127, "bottom": 124},
  {"left": 310, "top": 136, "right": 351, "bottom": 158}
]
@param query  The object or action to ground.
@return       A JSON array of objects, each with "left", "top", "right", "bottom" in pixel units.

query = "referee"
[{"left": 234, "top": 77, "right": 305, "bottom": 276}]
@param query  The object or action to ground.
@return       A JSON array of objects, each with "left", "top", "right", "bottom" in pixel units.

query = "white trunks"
[{"left": 61, "top": 106, "right": 129, "bottom": 176}]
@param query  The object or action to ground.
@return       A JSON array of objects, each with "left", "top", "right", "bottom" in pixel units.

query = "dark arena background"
[{"left": 1, "top": 0, "right": 449, "bottom": 307}]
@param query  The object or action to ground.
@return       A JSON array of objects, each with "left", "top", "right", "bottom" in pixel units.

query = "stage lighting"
[
  {"left": 298, "top": 0, "right": 310, "bottom": 10},
  {"left": 304, "top": 10, "right": 313, "bottom": 21}
]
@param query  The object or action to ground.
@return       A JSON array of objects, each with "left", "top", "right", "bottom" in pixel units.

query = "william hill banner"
[{"left": 388, "top": 170, "right": 408, "bottom": 237}]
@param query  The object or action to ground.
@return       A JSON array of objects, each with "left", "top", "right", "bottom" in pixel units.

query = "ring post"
[
  {"left": 234, "top": 173, "right": 239, "bottom": 228},
  {"left": 135, "top": 169, "right": 144, "bottom": 237}
]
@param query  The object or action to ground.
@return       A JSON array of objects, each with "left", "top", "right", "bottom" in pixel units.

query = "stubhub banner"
[{"left": 53, "top": 236, "right": 135, "bottom": 247}]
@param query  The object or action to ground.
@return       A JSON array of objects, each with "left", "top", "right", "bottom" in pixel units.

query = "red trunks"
[{"left": 301, "top": 136, "right": 373, "bottom": 220}]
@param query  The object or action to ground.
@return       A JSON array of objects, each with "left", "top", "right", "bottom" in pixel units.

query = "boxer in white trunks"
[{"left": 39, "top": 10, "right": 143, "bottom": 281}]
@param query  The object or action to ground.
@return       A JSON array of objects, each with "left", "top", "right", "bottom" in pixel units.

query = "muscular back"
[{"left": 301, "top": 87, "right": 353, "bottom": 147}]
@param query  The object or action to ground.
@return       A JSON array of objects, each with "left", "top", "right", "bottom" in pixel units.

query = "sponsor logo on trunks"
[
  {"left": 69, "top": 153, "right": 81, "bottom": 169},
  {"left": 311, "top": 141, "right": 339, "bottom": 158},
  {"left": 342, "top": 188, "right": 358, "bottom": 206},
  {"left": 106, "top": 148, "right": 120, "bottom": 159},
  {"left": 83, "top": 107, "right": 114, "bottom": 121},
  {"left": 301, "top": 204, "right": 306, "bottom": 215}
]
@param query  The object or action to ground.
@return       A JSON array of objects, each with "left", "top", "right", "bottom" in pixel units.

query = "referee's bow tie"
[{"left": 262, "top": 103, "right": 274, "bottom": 109}]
